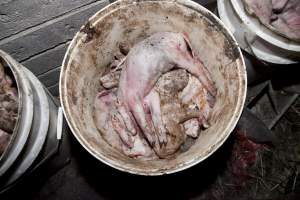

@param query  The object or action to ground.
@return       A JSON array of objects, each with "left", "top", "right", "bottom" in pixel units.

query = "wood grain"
[
  {"left": 0, "top": 0, "right": 97, "bottom": 40},
  {"left": 0, "top": 0, "right": 109, "bottom": 96}
]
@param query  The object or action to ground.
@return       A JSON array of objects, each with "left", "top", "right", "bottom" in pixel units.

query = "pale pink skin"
[
  {"left": 244, "top": 0, "right": 273, "bottom": 24},
  {"left": 94, "top": 90, "right": 155, "bottom": 158},
  {"left": 271, "top": 0, "right": 300, "bottom": 40},
  {"left": 116, "top": 32, "right": 216, "bottom": 147},
  {"left": 95, "top": 69, "right": 214, "bottom": 158},
  {"left": 244, "top": 0, "right": 300, "bottom": 40}
]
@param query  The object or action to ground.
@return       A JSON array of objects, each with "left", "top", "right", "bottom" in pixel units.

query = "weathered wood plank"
[
  {"left": 47, "top": 83, "right": 59, "bottom": 97},
  {"left": 0, "top": 0, "right": 97, "bottom": 40},
  {"left": 22, "top": 42, "right": 68, "bottom": 75},
  {"left": 38, "top": 67, "right": 61, "bottom": 88},
  {"left": 0, "top": 0, "right": 109, "bottom": 62}
]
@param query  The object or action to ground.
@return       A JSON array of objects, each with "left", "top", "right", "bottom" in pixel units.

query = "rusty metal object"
[{"left": 60, "top": 0, "right": 247, "bottom": 175}]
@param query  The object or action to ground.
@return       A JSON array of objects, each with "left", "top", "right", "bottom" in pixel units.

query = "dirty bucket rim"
[
  {"left": 0, "top": 50, "right": 34, "bottom": 177},
  {"left": 3, "top": 68, "right": 50, "bottom": 185},
  {"left": 60, "top": 0, "right": 247, "bottom": 175},
  {"left": 0, "top": 50, "right": 23, "bottom": 160}
]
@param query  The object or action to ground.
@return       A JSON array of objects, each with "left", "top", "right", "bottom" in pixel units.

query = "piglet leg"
[
  {"left": 111, "top": 112, "right": 134, "bottom": 148},
  {"left": 177, "top": 36, "right": 217, "bottom": 99},
  {"left": 116, "top": 101, "right": 137, "bottom": 136},
  {"left": 96, "top": 90, "right": 134, "bottom": 148},
  {"left": 179, "top": 58, "right": 216, "bottom": 99},
  {"left": 128, "top": 96, "right": 157, "bottom": 147},
  {"left": 144, "top": 90, "right": 167, "bottom": 146}
]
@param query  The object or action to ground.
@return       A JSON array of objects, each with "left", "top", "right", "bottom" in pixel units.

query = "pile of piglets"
[
  {"left": 0, "top": 62, "right": 18, "bottom": 156},
  {"left": 94, "top": 32, "right": 217, "bottom": 159},
  {"left": 243, "top": 0, "right": 300, "bottom": 41}
]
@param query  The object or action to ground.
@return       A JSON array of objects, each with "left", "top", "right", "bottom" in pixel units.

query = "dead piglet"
[
  {"left": 270, "top": 0, "right": 300, "bottom": 41},
  {"left": 117, "top": 32, "right": 216, "bottom": 150},
  {"left": 94, "top": 89, "right": 156, "bottom": 159},
  {"left": 147, "top": 70, "right": 212, "bottom": 158}
]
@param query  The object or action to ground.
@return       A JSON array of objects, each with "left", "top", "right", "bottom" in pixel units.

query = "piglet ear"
[{"left": 182, "top": 32, "right": 194, "bottom": 57}]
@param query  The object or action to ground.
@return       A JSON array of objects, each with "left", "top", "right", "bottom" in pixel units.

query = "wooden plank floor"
[
  {"left": 0, "top": 0, "right": 215, "bottom": 97},
  {"left": 0, "top": 0, "right": 110, "bottom": 96}
]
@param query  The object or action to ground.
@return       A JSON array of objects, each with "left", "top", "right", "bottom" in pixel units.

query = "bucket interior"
[
  {"left": 0, "top": 56, "right": 20, "bottom": 160},
  {"left": 60, "top": 0, "right": 246, "bottom": 175}
]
